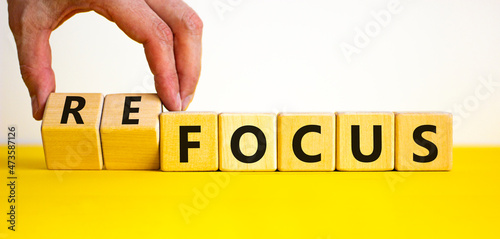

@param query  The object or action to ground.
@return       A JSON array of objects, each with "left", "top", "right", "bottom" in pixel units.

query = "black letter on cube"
[
  {"left": 351, "top": 125, "right": 382, "bottom": 163},
  {"left": 60, "top": 96, "right": 86, "bottom": 124},
  {"left": 413, "top": 125, "right": 438, "bottom": 163},
  {"left": 122, "top": 96, "right": 141, "bottom": 124},
  {"left": 231, "top": 125, "right": 267, "bottom": 164},
  {"left": 292, "top": 125, "right": 321, "bottom": 163},
  {"left": 179, "top": 126, "right": 201, "bottom": 163}
]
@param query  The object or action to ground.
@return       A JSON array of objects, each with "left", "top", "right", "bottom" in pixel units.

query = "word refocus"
[{"left": 41, "top": 93, "right": 452, "bottom": 171}]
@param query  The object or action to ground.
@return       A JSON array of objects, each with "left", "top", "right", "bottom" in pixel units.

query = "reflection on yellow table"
[{"left": 1, "top": 146, "right": 499, "bottom": 238}]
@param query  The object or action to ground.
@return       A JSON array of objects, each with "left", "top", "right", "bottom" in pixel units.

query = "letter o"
[{"left": 230, "top": 125, "right": 267, "bottom": 163}]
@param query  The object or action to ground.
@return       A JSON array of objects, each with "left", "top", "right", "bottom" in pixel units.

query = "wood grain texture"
[
  {"left": 336, "top": 112, "right": 394, "bottom": 171},
  {"left": 160, "top": 112, "right": 218, "bottom": 171},
  {"left": 395, "top": 112, "right": 452, "bottom": 171},
  {"left": 41, "top": 93, "right": 104, "bottom": 169},
  {"left": 277, "top": 113, "right": 335, "bottom": 171},
  {"left": 219, "top": 113, "right": 277, "bottom": 171},
  {"left": 100, "top": 94, "right": 162, "bottom": 170}
]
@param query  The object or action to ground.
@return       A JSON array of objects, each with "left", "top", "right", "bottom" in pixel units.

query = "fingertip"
[
  {"left": 31, "top": 91, "right": 51, "bottom": 121},
  {"left": 158, "top": 90, "right": 181, "bottom": 112},
  {"left": 176, "top": 93, "right": 182, "bottom": 111},
  {"left": 154, "top": 70, "right": 181, "bottom": 111},
  {"left": 31, "top": 95, "right": 41, "bottom": 120},
  {"left": 181, "top": 94, "right": 194, "bottom": 111}
]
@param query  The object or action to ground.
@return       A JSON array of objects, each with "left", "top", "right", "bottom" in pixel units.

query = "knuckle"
[
  {"left": 8, "top": 16, "right": 18, "bottom": 35},
  {"left": 8, "top": 10, "right": 17, "bottom": 33},
  {"left": 155, "top": 72, "right": 178, "bottom": 87},
  {"left": 8, "top": 2, "right": 50, "bottom": 39},
  {"left": 20, "top": 65, "right": 36, "bottom": 83},
  {"left": 155, "top": 21, "right": 174, "bottom": 45},
  {"left": 7, "top": 4, "right": 27, "bottom": 36},
  {"left": 182, "top": 9, "right": 203, "bottom": 35},
  {"left": 19, "top": 65, "right": 42, "bottom": 83}
]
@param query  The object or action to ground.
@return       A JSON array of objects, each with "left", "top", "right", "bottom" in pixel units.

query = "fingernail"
[
  {"left": 176, "top": 93, "right": 182, "bottom": 111},
  {"left": 31, "top": 95, "right": 39, "bottom": 118},
  {"left": 182, "top": 94, "right": 194, "bottom": 111}
]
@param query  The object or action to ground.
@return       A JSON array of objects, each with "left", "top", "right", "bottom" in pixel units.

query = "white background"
[{"left": 1, "top": 0, "right": 500, "bottom": 145}]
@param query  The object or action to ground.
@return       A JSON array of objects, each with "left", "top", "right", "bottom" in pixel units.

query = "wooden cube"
[
  {"left": 336, "top": 112, "right": 394, "bottom": 171},
  {"left": 160, "top": 112, "right": 218, "bottom": 171},
  {"left": 395, "top": 112, "right": 452, "bottom": 171},
  {"left": 219, "top": 113, "right": 277, "bottom": 171},
  {"left": 41, "top": 93, "right": 104, "bottom": 169},
  {"left": 277, "top": 113, "right": 335, "bottom": 171},
  {"left": 100, "top": 94, "right": 162, "bottom": 170}
]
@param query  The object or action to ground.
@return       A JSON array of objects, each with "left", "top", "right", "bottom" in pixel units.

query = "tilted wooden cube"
[
  {"left": 219, "top": 113, "right": 277, "bottom": 171},
  {"left": 160, "top": 112, "right": 218, "bottom": 171},
  {"left": 395, "top": 112, "right": 452, "bottom": 171},
  {"left": 41, "top": 93, "right": 104, "bottom": 169},
  {"left": 336, "top": 112, "right": 395, "bottom": 171},
  {"left": 277, "top": 113, "right": 335, "bottom": 171},
  {"left": 100, "top": 94, "right": 162, "bottom": 170}
]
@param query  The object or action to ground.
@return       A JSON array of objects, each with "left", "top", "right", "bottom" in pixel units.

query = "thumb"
[{"left": 13, "top": 28, "right": 56, "bottom": 120}]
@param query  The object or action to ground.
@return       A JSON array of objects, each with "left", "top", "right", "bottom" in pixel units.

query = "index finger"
[
  {"left": 145, "top": 0, "right": 203, "bottom": 110},
  {"left": 93, "top": 0, "right": 182, "bottom": 111}
]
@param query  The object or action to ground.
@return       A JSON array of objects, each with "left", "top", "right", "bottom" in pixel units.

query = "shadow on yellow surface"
[{"left": 1, "top": 146, "right": 499, "bottom": 238}]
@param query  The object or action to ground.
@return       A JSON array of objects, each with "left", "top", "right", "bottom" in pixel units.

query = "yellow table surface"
[{"left": 1, "top": 146, "right": 499, "bottom": 238}]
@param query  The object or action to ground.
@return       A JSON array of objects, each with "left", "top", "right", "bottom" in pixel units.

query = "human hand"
[{"left": 8, "top": 0, "right": 203, "bottom": 120}]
